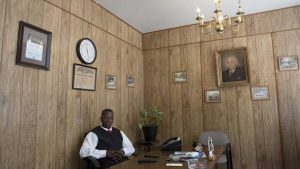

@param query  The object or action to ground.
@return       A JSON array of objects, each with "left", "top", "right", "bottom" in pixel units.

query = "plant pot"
[{"left": 142, "top": 126, "right": 158, "bottom": 142}]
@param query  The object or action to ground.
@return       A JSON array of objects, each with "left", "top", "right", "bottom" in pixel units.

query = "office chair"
[{"left": 198, "top": 131, "right": 233, "bottom": 169}]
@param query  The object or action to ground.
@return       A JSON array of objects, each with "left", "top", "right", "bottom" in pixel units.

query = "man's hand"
[{"left": 106, "top": 150, "right": 125, "bottom": 162}]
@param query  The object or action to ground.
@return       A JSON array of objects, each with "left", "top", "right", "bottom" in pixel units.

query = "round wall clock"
[{"left": 76, "top": 38, "right": 97, "bottom": 64}]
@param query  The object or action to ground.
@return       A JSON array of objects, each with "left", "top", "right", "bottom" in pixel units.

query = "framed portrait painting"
[
  {"left": 216, "top": 47, "right": 249, "bottom": 87},
  {"left": 16, "top": 21, "right": 52, "bottom": 70}
]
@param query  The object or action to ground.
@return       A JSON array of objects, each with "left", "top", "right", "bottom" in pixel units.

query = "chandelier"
[{"left": 196, "top": 0, "right": 244, "bottom": 34}]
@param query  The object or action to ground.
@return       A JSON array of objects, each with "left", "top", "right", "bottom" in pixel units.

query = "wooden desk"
[{"left": 110, "top": 145, "right": 225, "bottom": 169}]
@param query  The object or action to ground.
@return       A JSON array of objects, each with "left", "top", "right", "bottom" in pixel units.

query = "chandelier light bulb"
[{"left": 196, "top": 0, "right": 244, "bottom": 34}]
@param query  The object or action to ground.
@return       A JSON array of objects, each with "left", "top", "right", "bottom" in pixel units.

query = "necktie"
[{"left": 108, "top": 129, "right": 112, "bottom": 134}]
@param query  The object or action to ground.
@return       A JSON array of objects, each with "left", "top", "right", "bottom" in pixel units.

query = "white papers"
[
  {"left": 25, "top": 40, "right": 43, "bottom": 61},
  {"left": 166, "top": 163, "right": 183, "bottom": 167},
  {"left": 174, "top": 151, "right": 199, "bottom": 158}
]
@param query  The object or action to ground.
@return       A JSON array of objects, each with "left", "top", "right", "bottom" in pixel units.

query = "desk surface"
[{"left": 110, "top": 145, "right": 225, "bottom": 169}]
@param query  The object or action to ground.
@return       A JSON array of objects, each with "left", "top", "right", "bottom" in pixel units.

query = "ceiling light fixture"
[{"left": 196, "top": 0, "right": 244, "bottom": 34}]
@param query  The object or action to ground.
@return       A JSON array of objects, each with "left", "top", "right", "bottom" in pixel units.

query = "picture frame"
[
  {"left": 173, "top": 71, "right": 187, "bottom": 83},
  {"left": 251, "top": 86, "right": 270, "bottom": 101},
  {"left": 106, "top": 74, "right": 117, "bottom": 90},
  {"left": 127, "top": 74, "right": 134, "bottom": 87},
  {"left": 278, "top": 56, "right": 299, "bottom": 71},
  {"left": 16, "top": 21, "right": 52, "bottom": 70},
  {"left": 72, "top": 64, "right": 97, "bottom": 91},
  {"left": 205, "top": 90, "right": 221, "bottom": 103},
  {"left": 216, "top": 47, "right": 249, "bottom": 87}
]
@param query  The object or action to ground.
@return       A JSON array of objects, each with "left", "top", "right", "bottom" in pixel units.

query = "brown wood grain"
[
  {"left": 0, "top": 0, "right": 28, "bottom": 169},
  {"left": 17, "top": 0, "right": 43, "bottom": 169},
  {"left": 273, "top": 30, "right": 300, "bottom": 169},
  {"left": 0, "top": 0, "right": 6, "bottom": 63},
  {"left": 55, "top": 10, "right": 70, "bottom": 169},
  {"left": 246, "top": 12, "right": 272, "bottom": 36},
  {"left": 71, "top": 0, "right": 83, "bottom": 19},
  {"left": 0, "top": 1, "right": 143, "bottom": 169}
]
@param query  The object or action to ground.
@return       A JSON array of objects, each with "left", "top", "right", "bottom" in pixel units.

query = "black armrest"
[
  {"left": 225, "top": 143, "right": 233, "bottom": 169},
  {"left": 84, "top": 156, "right": 101, "bottom": 169},
  {"left": 131, "top": 152, "right": 138, "bottom": 157}
]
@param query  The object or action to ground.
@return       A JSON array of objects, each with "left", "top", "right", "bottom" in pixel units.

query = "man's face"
[
  {"left": 226, "top": 56, "right": 238, "bottom": 70},
  {"left": 101, "top": 112, "right": 114, "bottom": 129}
]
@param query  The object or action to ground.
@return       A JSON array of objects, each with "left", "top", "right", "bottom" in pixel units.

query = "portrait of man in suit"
[{"left": 221, "top": 52, "right": 247, "bottom": 83}]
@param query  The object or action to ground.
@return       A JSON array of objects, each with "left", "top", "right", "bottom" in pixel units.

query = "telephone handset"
[{"left": 161, "top": 137, "right": 182, "bottom": 151}]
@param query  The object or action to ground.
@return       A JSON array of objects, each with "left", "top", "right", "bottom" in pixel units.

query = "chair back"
[{"left": 198, "top": 131, "right": 229, "bottom": 146}]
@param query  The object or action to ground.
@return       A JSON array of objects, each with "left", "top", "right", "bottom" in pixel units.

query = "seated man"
[{"left": 80, "top": 109, "right": 135, "bottom": 169}]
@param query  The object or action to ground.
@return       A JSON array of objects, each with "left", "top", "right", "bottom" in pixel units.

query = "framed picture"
[
  {"left": 173, "top": 71, "right": 187, "bottom": 83},
  {"left": 72, "top": 64, "right": 97, "bottom": 91},
  {"left": 216, "top": 47, "right": 249, "bottom": 87},
  {"left": 278, "top": 56, "right": 299, "bottom": 71},
  {"left": 16, "top": 21, "right": 52, "bottom": 70},
  {"left": 106, "top": 74, "right": 117, "bottom": 90},
  {"left": 127, "top": 74, "right": 134, "bottom": 87},
  {"left": 205, "top": 90, "right": 221, "bottom": 103},
  {"left": 251, "top": 86, "right": 270, "bottom": 101}
]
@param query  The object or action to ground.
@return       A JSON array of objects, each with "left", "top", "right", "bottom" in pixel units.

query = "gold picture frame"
[{"left": 216, "top": 47, "right": 249, "bottom": 87}]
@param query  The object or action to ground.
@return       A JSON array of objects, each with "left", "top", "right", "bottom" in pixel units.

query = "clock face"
[{"left": 76, "top": 38, "right": 97, "bottom": 64}]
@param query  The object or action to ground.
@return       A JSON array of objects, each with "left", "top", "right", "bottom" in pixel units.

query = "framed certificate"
[
  {"left": 16, "top": 21, "right": 52, "bottom": 70},
  {"left": 72, "top": 64, "right": 97, "bottom": 91}
]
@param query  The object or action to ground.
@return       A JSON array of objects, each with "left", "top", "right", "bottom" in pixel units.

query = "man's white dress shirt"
[{"left": 79, "top": 126, "right": 135, "bottom": 159}]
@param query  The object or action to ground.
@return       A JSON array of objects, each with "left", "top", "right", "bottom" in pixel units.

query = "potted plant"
[{"left": 139, "top": 107, "right": 164, "bottom": 142}]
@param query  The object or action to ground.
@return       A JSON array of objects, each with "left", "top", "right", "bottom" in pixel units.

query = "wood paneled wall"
[
  {"left": 143, "top": 6, "right": 300, "bottom": 169},
  {"left": 0, "top": 0, "right": 143, "bottom": 169}
]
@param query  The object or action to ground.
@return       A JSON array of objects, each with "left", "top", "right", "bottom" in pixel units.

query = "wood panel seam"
[
  {"left": 142, "top": 28, "right": 300, "bottom": 51},
  {"left": 43, "top": 0, "right": 142, "bottom": 50}
]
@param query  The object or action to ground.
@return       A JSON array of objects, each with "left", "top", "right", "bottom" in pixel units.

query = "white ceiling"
[{"left": 95, "top": 0, "right": 300, "bottom": 33}]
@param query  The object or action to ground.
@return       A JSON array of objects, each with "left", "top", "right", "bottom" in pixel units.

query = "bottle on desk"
[{"left": 208, "top": 137, "right": 215, "bottom": 160}]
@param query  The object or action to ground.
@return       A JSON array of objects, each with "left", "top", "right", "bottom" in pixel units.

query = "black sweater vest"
[{"left": 91, "top": 126, "right": 123, "bottom": 151}]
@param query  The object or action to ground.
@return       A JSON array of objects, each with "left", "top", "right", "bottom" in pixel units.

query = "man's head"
[
  {"left": 225, "top": 55, "right": 239, "bottom": 70},
  {"left": 101, "top": 109, "right": 114, "bottom": 129}
]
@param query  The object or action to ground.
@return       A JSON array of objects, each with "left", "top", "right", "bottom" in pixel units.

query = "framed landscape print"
[
  {"left": 278, "top": 56, "right": 299, "bottom": 71},
  {"left": 173, "top": 71, "right": 187, "bottom": 83},
  {"left": 216, "top": 47, "right": 249, "bottom": 87},
  {"left": 205, "top": 90, "right": 221, "bottom": 103},
  {"left": 251, "top": 86, "right": 270, "bottom": 101},
  {"left": 16, "top": 21, "right": 52, "bottom": 70},
  {"left": 127, "top": 74, "right": 134, "bottom": 87},
  {"left": 72, "top": 64, "right": 97, "bottom": 91},
  {"left": 106, "top": 74, "right": 117, "bottom": 90}
]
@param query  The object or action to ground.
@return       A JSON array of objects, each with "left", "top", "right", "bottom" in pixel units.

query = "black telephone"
[{"left": 161, "top": 137, "right": 182, "bottom": 151}]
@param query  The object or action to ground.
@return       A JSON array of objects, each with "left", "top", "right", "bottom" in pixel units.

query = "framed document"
[
  {"left": 106, "top": 74, "right": 117, "bottom": 90},
  {"left": 205, "top": 90, "right": 221, "bottom": 103},
  {"left": 16, "top": 21, "right": 52, "bottom": 70},
  {"left": 72, "top": 64, "right": 97, "bottom": 91},
  {"left": 127, "top": 74, "right": 134, "bottom": 87},
  {"left": 251, "top": 86, "right": 270, "bottom": 101},
  {"left": 278, "top": 56, "right": 299, "bottom": 71},
  {"left": 173, "top": 71, "right": 187, "bottom": 83}
]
